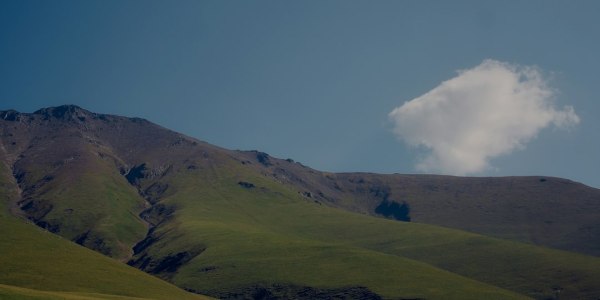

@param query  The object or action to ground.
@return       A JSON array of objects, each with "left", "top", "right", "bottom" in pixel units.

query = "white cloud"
[{"left": 389, "top": 59, "right": 579, "bottom": 175}]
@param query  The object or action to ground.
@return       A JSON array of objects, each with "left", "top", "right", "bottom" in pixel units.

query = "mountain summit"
[
  {"left": 33, "top": 104, "right": 89, "bottom": 118},
  {"left": 1, "top": 105, "right": 599, "bottom": 299}
]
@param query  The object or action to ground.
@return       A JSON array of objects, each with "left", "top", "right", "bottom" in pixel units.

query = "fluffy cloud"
[{"left": 389, "top": 59, "right": 579, "bottom": 175}]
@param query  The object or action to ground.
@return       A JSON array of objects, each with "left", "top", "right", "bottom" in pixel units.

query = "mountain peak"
[{"left": 33, "top": 105, "right": 92, "bottom": 120}]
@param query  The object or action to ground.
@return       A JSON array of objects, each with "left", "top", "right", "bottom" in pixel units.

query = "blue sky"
[{"left": 1, "top": 0, "right": 599, "bottom": 187}]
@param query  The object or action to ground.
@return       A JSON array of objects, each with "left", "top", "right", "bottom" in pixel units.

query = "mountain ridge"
[
  {"left": 1, "top": 105, "right": 599, "bottom": 257},
  {"left": 1, "top": 105, "right": 599, "bottom": 299}
]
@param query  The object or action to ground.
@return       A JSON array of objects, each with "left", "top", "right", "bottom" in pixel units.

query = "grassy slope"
[
  {"left": 0, "top": 284, "right": 156, "bottom": 300},
  {"left": 126, "top": 156, "right": 532, "bottom": 299},
  {"left": 240, "top": 152, "right": 600, "bottom": 257},
  {"left": 349, "top": 174, "right": 600, "bottom": 257},
  {"left": 280, "top": 198, "right": 600, "bottom": 299},
  {"left": 0, "top": 162, "right": 211, "bottom": 300},
  {"left": 134, "top": 157, "right": 600, "bottom": 299},
  {"left": 10, "top": 131, "right": 148, "bottom": 260},
  {"left": 41, "top": 152, "right": 147, "bottom": 261}
]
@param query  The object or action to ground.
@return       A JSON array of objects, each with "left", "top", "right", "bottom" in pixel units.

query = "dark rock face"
[
  {"left": 150, "top": 252, "right": 193, "bottom": 274},
  {"left": 206, "top": 284, "right": 384, "bottom": 300},
  {"left": 129, "top": 232, "right": 205, "bottom": 279},
  {"left": 256, "top": 151, "right": 272, "bottom": 167},
  {"left": 35, "top": 220, "right": 60, "bottom": 233},
  {"left": 128, "top": 247, "right": 205, "bottom": 279},
  {"left": 132, "top": 228, "right": 159, "bottom": 255},
  {"left": 140, "top": 203, "right": 174, "bottom": 227},
  {"left": 124, "top": 163, "right": 172, "bottom": 188},
  {"left": 20, "top": 199, "right": 53, "bottom": 221},
  {"left": 72, "top": 230, "right": 112, "bottom": 256},
  {"left": 0, "top": 110, "right": 21, "bottom": 121},
  {"left": 125, "top": 164, "right": 147, "bottom": 186},
  {"left": 238, "top": 181, "right": 256, "bottom": 189},
  {"left": 144, "top": 182, "right": 169, "bottom": 204}
]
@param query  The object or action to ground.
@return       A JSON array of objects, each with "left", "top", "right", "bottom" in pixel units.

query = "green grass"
[
  {"left": 126, "top": 158, "right": 600, "bottom": 299},
  {"left": 0, "top": 163, "right": 211, "bottom": 300},
  {"left": 127, "top": 159, "right": 523, "bottom": 299},
  {"left": 17, "top": 148, "right": 148, "bottom": 260},
  {"left": 0, "top": 283, "right": 154, "bottom": 300}
]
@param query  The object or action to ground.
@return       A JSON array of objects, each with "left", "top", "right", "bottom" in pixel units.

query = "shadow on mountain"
[{"left": 375, "top": 199, "right": 411, "bottom": 222}]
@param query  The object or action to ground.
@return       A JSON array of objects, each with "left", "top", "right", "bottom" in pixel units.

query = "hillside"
[
  {"left": 248, "top": 159, "right": 600, "bottom": 256},
  {"left": 1, "top": 105, "right": 599, "bottom": 299},
  {"left": 0, "top": 149, "right": 211, "bottom": 299}
]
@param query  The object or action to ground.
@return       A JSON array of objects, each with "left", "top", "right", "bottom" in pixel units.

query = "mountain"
[
  {"left": 1, "top": 105, "right": 599, "bottom": 299},
  {"left": 261, "top": 168, "right": 600, "bottom": 256}
]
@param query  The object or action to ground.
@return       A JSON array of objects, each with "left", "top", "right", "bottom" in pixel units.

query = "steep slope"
[
  {"left": 1, "top": 105, "right": 600, "bottom": 299},
  {"left": 1, "top": 106, "right": 148, "bottom": 260},
  {"left": 0, "top": 150, "right": 211, "bottom": 299}
]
